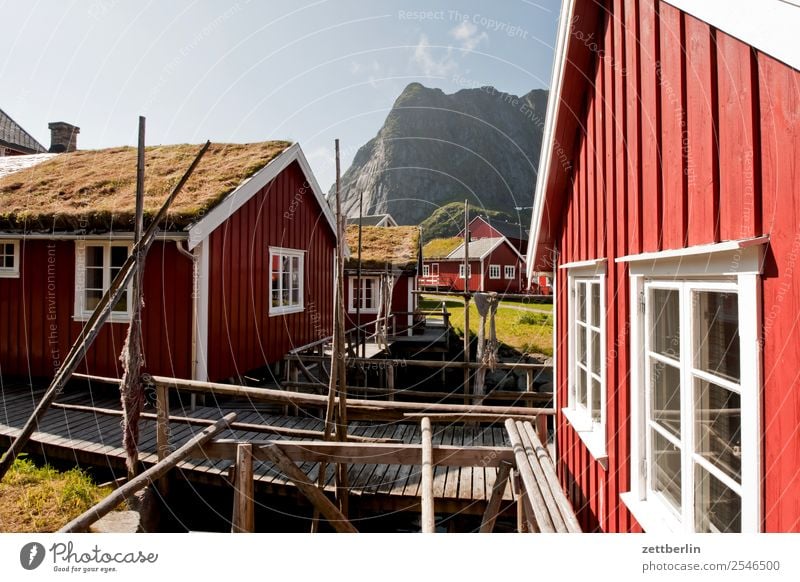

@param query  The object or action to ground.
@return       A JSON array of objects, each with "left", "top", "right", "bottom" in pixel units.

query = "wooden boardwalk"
[{"left": 0, "top": 383, "right": 512, "bottom": 513}]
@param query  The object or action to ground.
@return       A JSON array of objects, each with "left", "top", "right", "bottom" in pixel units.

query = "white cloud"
[
  {"left": 450, "top": 21, "right": 488, "bottom": 51},
  {"left": 412, "top": 34, "right": 456, "bottom": 77}
]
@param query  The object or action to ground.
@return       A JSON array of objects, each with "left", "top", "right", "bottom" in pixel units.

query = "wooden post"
[
  {"left": 0, "top": 141, "right": 211, "bottom": 482},
  {"left": 59, "top": 412, "right": 236, "bottom": 533},
  {"left": 504, "top": 418, "right": 555, "bottom": 533},
  {"left": 420, "top": 417, "right": 435, "bottom": 533},
  {"left": 261, "top": 444, "right": 357, "bottom": 533},
  {"left": 536, "top": 414, "right": 548, "bottom": 446},
  {"left": 480, "top": 461, "right": 512, "bottom": 533},
  {"left": 463, "top": 200, "right": 470, "bottom": 404},
  {"left": 155, "top": 382, "right": 170, "bottom": 496},
  {"left": 526, "top": 369, "right": 534, "bottom": 392},
  {"left": 231, "top": 443, "right": 254, "bottom": 533},
  {"left": 387, "top": 363, "right": 395, "bottom": 401},
  {"left": 512, "top": 470, "right": 528, "bottom": 533}
]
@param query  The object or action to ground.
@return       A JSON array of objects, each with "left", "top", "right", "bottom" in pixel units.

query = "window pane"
[
  {"left": 591, "top": 330, "right": 601, "bottom": 375},
  {"left": 577, "top": 325, "right": 586, "bottom": 366},
  {"left": 695, "top": 379, "right": 741, "bottom": 481},
  {"left": 85, "top": 267, "right": 103, "bottom": 290},
  {"left": 113, "top": 291, "right": 128, "bottom": 312},
  {"left": 695, "top": 291, "right": 740, "bottom": 382},
  {"left": 85, "top": 290, "right": 102, "bottom": 311},
  {"left": 591, "top": 378, "right": 601, "bottom": 422},
  {"left": 291, "top": 288, "right": 300, "bottom": 306},
  {"left": 577, "top": 283, "right": 586, "bottom": 322},
  {"left": 651, "top": 429, "right": 682, "bottom": 512},
  {"left": 651, "top": 288, "right": 680, "bottom": 360},
  {"left": 576, "top": 368, "right": 587, "bottom": 407},
  {"left": 694, "top": 463, "right": 741, "bottom": 532},
  {"left": 86, "top": 246, "right": 104, "bottom": 268},
  {"left": 590, "top": 283, "right": 601, "bottom": 327},
  {"left": 650, "top": 359, "right": 682, "bottom": 438},
  {"left": 110, "top": 246, "right": 127, "bottom": 268},
  {"left": 3, "top": 256, "right": 12, "bottom": 268},
  {"left": 272, "top": 289, "right": 280, "bottom": 308},
  {"left": 4, "top": 243, "right": 13, "bottom": 255}
]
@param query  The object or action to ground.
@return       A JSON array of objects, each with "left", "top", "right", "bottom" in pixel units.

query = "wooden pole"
[
  {"left": 261, "top": 444, "right": 358, "bottom": 533},
  {"left": 480, "top": 461, "right": 512, "bottom": 533},
  {"left": 504, "top": 418, "right": 555, "bottom": 533},
  {"left": 231, "top": 443, "right": 254, "bottom": 533},
  {"left": 0, "top": 141, "right": 211, "bottom": 482},
  {"left": 463, "top": 200, "right": 470, "bottom": 404},
  {"left": 334, "top": 139, "right": 349, "bottom": 516},
  {"left": 155, "top": 382, "right": 170, "bottom": 495},
  {"left": 420, "top": 417, "right": 435, "bottom": 533},
  {"left": 59, "top": 412, "right": 236, "bottom": 533},
  {"left": 515, "top": 420, "right": 567, "bottom": 533}
]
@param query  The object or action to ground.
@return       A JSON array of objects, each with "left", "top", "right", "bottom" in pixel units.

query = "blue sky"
[{"left": 0, "top": 0, "right": 560, "bottom": 190}]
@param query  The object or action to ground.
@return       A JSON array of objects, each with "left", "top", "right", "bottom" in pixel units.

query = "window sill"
[
  {"left": 348, "top": 309, "right": 379, "bottom": 315},
  {"left": 619, "top": 492, "right": 680, "bottom": 533},
  {"left": 74, "top": 313, "right": 132, "bottom": 323},
  {"left": 0, "top": 270, "right": 20, "bottom": 278},
  {"left": 561, "top": 406, "right": 608, "bottom": 469},
  {"left": 269, "top": 306, "right": 305, "bottom": 317}
]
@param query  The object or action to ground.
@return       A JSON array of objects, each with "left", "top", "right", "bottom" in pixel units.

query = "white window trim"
[
  {"left": 268, "top": 246, "right": 306, "bottom": 316},
  {"left": 564, "top": 259, "right": 608, "bottom": 466},
  {"left": 348, "top": 275, "right": 381, "bottom": 314},
  {"left": 505, "top": 265, "right": 516, "bottom": 280},
  {"left": 73, "top": 241, "right": 133, "bottom": 322},
  {"left": 459, "top": 264, "right": 472, "bottom": 278},
  {"left": 621, "top": 238, "right": 766, "bottom": 533},
  {"left": 0, "top": 239, "right": 20, "bottom": 278},
  {"left": 489, "top": 264, "right": 501, "bottom": 279},
  {"left": 422, "top": 264, "right": 430, "bottom": 277}
]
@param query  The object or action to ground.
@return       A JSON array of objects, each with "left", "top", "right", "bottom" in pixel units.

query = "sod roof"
[
  {"left": 344, "top": 225, "right": 420, "bottom": 271},
  {"left": 422, "top": 237, "right": 462, "bottom": 259},
  {"left": 0, "top": 140, "right": 291, "bottom": 231}
]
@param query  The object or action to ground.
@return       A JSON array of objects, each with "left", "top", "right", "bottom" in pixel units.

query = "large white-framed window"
[
  {"left": 74, "top": 241, "right": 132, "bottom": 321},
  {"left": 0, "top": 239, "right": 20, "bottom": 278},
  {"left": 489, "top": 264, "right": 501, "bottom": 279},
  {"left": 561, "top": 259, "right": 607, "bottom": 463},
  {"left": 619, "top": 237, "right": 767, "bottom": 533},
  {"left": 269, "top": 247, "right": 305, "bottom": 316},
  {"left": 459, "top": 264, "right": 472, "bottom": 278},
  {"left": 348, "top": 276, "right": 380, "bottom": 314},
  {"left": 504, "top": 265, "right": 516, "bottom": 280},
  {"left": 422, "top": 264, "right": 430, "bottom": 277}
]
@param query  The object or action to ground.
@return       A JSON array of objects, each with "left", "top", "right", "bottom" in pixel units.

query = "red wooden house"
[
  {"left": 0, "top": 141, "right": 336, "bottom": 384},
  {"left": 459, "top": 215, "right": 529, "bottom": 255},
  {"left": 343, "top": 225, "right": 420, "bottom": 336},
  {"left": 422, "top": 236, "right": 525, "bottom": 293},
  {"left": 527, "top": 0, "right": 800, "bottom": 533}
]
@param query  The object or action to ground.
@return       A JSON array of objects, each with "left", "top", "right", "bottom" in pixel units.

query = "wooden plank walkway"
[{"left": 0, "top": 383, "right": 512, "bottom": 509}]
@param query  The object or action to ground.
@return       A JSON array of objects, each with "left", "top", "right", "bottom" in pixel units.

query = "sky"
[{"left": 0, "top": 0, "right": 561, "bottom": 190}]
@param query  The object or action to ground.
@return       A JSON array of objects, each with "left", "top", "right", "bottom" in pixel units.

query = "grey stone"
[{"left": 89, "top": 511, "right": 140, "bottom": 533}]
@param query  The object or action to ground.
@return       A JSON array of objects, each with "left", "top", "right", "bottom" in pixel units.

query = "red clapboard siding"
[
  {"left": 206, "top": 161, "right": 335, "bottom": 381},
  {"left": 639, "top": 0, "right": 662, "bottom": 252},
  {"left": 758, "top": 52, "right": 800, "bottom": 533}
]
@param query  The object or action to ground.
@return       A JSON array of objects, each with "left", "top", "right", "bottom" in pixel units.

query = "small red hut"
[{"left": 422, "top": 236, "right": 525, "bottom": 293}]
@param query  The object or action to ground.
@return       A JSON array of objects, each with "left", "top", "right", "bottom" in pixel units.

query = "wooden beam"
[
  {"left": 515, "top": 420, "right": 566, "bottom": 533},
  {"left": 402, "top": 412, "right": 553, "bottom": 423},
  {"left": 260, "top": 444, "right": 357, "bottom": 533},
  {"left": 504, "top": 418, "right": 555, "bottom": 533},
  {"left": 195, "top": 439, "right": 515, "bottom": 468},
  {"left": 519, "top": 421, "right": 581, "bottom": 533},
  {"left": 479, "top": 461, "right": 512, "bottom": 533},
  {"left": 156, "top": 384, "right": 170, "bottom": 461},
  {"left": 420, "top": 417, "right": 435, "bottom": 533},
  {"left": 231, "top": 443, "right": 254, "bottom": 533},
  {"left": 286, "top": 354, "right": 549, "bottom": 371},
  {"left": 59, "top": 412, "right": 236, "bottom": 533}
]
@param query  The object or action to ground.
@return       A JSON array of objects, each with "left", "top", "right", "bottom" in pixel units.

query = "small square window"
[
  {"left": 489, "top": 264, "right": 500, "bottom": 279},
  {"left": 0, "top": 240, "right": 20, "bottom": 278},
  {"left": 504, "top": 265, "right": 516, "bottom": 279}
]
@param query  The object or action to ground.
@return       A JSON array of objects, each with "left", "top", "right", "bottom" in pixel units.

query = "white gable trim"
[
  {"left": 447, "top": 236, "right": 523, "bottom": 262},
  {"left": 526, "top": 0, "right": 575, "bottom": 280},
  {"left": 187, "top": 143, "right": 337, "bottom": 250},
  {"left": 664, "top": 0, "right": 800, "bottom": 72}
]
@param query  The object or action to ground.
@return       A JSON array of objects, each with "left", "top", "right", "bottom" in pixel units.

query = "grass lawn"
[
  {"left": 0, "top": 454, "right": 113, "bottom": 532},
  {"left": 419, "top": 296, "right": 553, "bottom": 356}
]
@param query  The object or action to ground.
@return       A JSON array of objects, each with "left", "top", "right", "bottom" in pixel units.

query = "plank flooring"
[{"left": 0, "top": 383, "right": 513, "bottom": 504}]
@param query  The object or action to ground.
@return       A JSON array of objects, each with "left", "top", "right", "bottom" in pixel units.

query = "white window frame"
[
  {"left": 0, "top": 239, "right": 20, "bottom": 278},
  {"left": 489, "top": 264, "right": 501, "bottom": 279},
  {"left": 268, "top": 246, "right": 305, "bottom": 316},
  {"left": 504, "top": 265, "right": 516, "bottom": 280},
  {"left": 618, "top": 237, "right": 767, "bottom": 533},
  {"left": 422, "top": 264, "right": 430, "bottom": 277},
  {"left": 561, "top": 258, "right": 607, "bottom": 464},
  {"left": 348, "top": 275, "right": 381, "bottom": 314},
  {"left": 459, "top": 264, "right": 472, "bottom": 278},
  {"left": 74, "top": 241, "right": 133, "bottom": 322}
]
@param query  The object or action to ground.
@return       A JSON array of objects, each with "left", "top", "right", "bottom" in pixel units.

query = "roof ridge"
[{"left": 0, "top": 107, "right": 47, "bottom": 153}]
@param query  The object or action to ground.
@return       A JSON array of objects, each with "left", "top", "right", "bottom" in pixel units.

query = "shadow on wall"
[{"left": 559, "top": 460, "right": 601, "bottom": 533}]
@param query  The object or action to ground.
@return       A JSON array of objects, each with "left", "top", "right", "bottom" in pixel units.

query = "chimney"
[{"left": 48, "top": 122, "right": 80, "bottom": 153}]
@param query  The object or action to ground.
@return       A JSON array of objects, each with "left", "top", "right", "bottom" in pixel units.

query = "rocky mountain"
[{"left": 333, "top": 82, "right": 548, "bottom": 227}]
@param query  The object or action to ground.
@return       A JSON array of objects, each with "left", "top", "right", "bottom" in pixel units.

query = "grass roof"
[
  {"left": 344, "top": 225, "right": 420, "bottom": 271},
  {"left": 0, "top": 141, "right": 291, "bottom": 231},
  {"left": 423, "top": 236, "right": 462, "bottom": 259}
]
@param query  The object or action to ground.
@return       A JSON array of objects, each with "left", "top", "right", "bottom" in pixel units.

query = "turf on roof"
[
  {"left": 344, "top": 225, "right": 420, "bottom": 271},
  {"left": 422, "top": 237, "right": 462, "bottom": 259},
  {"left": 0, "top": 140, "right": 291, "bottom": 231}
]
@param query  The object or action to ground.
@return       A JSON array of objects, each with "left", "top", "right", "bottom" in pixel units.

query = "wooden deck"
[{"left": 0, "top": 383, "right": 512, "bottom": 513}]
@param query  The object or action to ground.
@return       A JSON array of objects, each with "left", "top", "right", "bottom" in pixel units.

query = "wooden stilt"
[
  {"left": 479, "top": 460, "right": 512, "bottom": 533},
  {"left": 420, "top": 417, "right": 435, "bottom": 533},
  {"left": 231, "top": 443, "right": 254, "bottom": 533}
]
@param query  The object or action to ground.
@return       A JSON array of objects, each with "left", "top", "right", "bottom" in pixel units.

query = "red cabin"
[
  {"left": 343, "top": 225, "right": 420, "bottom": 336},
  {"left": 0, "top": 142, "right": 336, "bottom": 384},
  {"left": 423, "top": 236, "right": 526, "bottom": 293},
  {"left": 459, "top": 215, "right": 529, "bottom": 255},
  {"left": 527, "top": 0, "right": 800, "bottom": 533}
]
